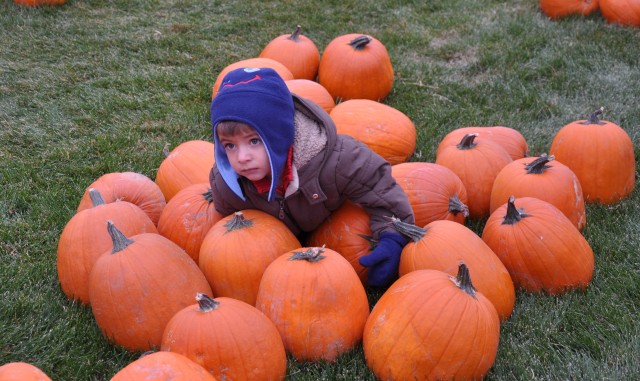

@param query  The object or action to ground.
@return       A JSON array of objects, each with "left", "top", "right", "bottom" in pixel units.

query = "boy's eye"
[
  {"left": 250, "top": 138, "right": 261, "bottom": 145},
  {"left": 224, "top": 143, "right": 236, "bottom": 150}
]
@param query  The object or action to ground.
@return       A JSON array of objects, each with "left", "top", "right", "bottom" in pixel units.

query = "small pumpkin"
[
  {"left": 155, "top": 140, "right": 215, "bottom": 202},
  {"left": 363, "top": 264, "right": 500, "bottom": 381},
  {"left": 259, "top": 25, "right": 321, "bottom": 80},
  {"left": 0, "top": 362, "right": 52, "bottom": 381},
  {"left": 599, "top": 0, "right": 640, "bottom": 26},
  {"left": 198, "top": 210, "right": 301, "bottom": 306},
  {"left": 540, "top": 0, "right": 600, "bottom": 19},
  {"left": 392, "top": 162, "right": 469, "bottom": 227},
  {"left": 211, "top": 58, "right": 294, "bottom": 99},
  {"left": 330, "top": 99, "right": 417, "bottom": 165},
  {"left": 549, "top": 108, "right": 635, "bottom": 204},
  {"left": 111, "top": 351, "right": 217, "bottom": 381},
  {"left": 89, "top": 221, "right": 212, "bottom": 351},
  {"left": 436, "top": 125, "right": 530, "bottom": 161},
  {"left": 161, "top": 293, "right": 286, "bottom": 381},
  {"left": 318, "top": 34, "right": 394, "bottom": 101},
  {"left": 256, "top": 247, "right": 370, "bottom": 362},
  {"left": 285, "top": 79, "right": 335, "bottom": 114},
  {"left": 482, "top": 196, "right": 595, "bottom": 295}
]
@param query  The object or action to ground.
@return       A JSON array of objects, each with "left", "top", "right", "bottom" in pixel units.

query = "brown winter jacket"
[{"left": 208, "top": 94, "right": 415, "bottom": 241}]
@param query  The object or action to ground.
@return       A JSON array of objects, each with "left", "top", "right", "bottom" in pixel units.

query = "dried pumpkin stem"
[
  {"left": 203, "top": 189, "right": 214, "bottom": 204},
  {"left": 524, "top": 154, "right": 554, "bottom": 174},
  {"left": 583, "top": 107, "right": 605, "bottom": 125},
  {"left": 196, "top": 293, "right": 220, "bottom": 312},
  {"left": 449, "top": 194, "right": 470, "bottom": 217},
  {"left": 357, "top": 233, "right": 378, "bottom": 251},
  {"left": 456, "top": 133, "right": 479, "bottom": 150},
  {"left": 288, "top": 25, "right": 302, "bottom": 41},
  {"left": 107, "top": 220, "right": 134, "bottom": 254},
  {"left": 502, "top": 195, "right": 528, "bottom": 225},
  {"left": 348, "top": 35, "right": 372, "bottom": 50},
  {"left": 224, "top": 211, "right": 253, "bottom": 231},
  {"left": 289, "top": 246, "right": 326, "bottom": 262},
  {"left": 162, "top": 143, "right": 171, "bottom": 157},
  {"left": 390, "top": 216, "right": 427, "bottom": 242},
  {"left": 88, "top": 188, "right": 106, "bottom": 207},
  {"left": 452, "top": 262, "right": 477, "bottom": 299}
]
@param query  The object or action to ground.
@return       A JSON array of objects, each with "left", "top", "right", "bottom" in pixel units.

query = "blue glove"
[{"left": 358, "top": 231, "right": 408, "bottom": 288}]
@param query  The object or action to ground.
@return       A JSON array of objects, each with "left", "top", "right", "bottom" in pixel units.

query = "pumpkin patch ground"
[{"left": 1, "top": 0, "right": 639, "bottom": 380}]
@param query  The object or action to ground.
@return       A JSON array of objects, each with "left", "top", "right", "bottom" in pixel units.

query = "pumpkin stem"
[
  {"left": 348, "top": 35, "right": 372, "bottom": 51},
  {"left": 582, "top": 107, "right": 605, "bottom": 125},
  {"left": 88, "top": 188, "right": 106, "bottom": 207},
  {"left": 195, "top": 293, "right": 220, "bottom": 312},
  {"left": 289, "top": 246, "right": 326, "bottom": 262},
  {"left": 203, "top": 188, "right": 214, "bottom": 204},
  {"left": 449, "top": 194, "right": 470, "bottom": 217},
  {"left": 288, "top": 25, "right": 302, "bottom": 42},
  {"left": 502, "top": 195, "right": 528, "bottom": 225},
  {"left": 224, "top": 211, "right": 253, "bottom": 231},
  {"left": 451, "top": 262, "right": 477, "bottom": 298},
  {"left": 524, "top": 154, "right": 554, "bottom": 174},
  {"left": 390, "top": 216, "right": 427, "bottom": 242},
  {"left": 162, "top": 143, "right": 171, "bottom": 158},
  {"left": 107, "top": 220, "right": 134, "bottom": 254},
  {"left": 357, "top": 234, "right": 378, "bottom": 251},
  {"left": 456, "top": 133, "right": 479, "bottom": 150}
]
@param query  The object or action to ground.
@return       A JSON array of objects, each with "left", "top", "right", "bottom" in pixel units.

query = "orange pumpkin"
[
  {"left": 157, "top": 182, "right": 223, "bottom": 263},
  {"left": 13, "top": 0, "right": 64, "bottom": 6},
  {"left": 363, "top": 264, "right": 500, "bottom": 381},
  {"left": 211, "top": 58, "right": 294, "bottom": 99},
  {"left": 57, "top": 189, "right": 157, "bottom": 305},
  {"left": 285, "top": 79, "right": 335, "bottom": 114},
  {"left": 155, "top": 140, "right": 215, "bottom": 202},
  {"left": 435, "top": 133, "right": 513, "bottom": 219},
  {"left": 599, "top": 0, "right": 640, "bottom": 26},
  {"left": 259, "top": 25, "right": 321, "bottom": 80},
  {"left": 540, "top": 0, "right": 599, "bottom": 19},
  {"left": 76, "top": 171, "right": 166, "bottom": 226},
  {"left": 318, "top": 34, "right": 394, "bottom": 101},
  {"left": 0, "top": 362, "right": 52, "bottom": 381},
  {"left": 111, "top": 351, "right": 217, "bottom": 381},
  {"left": 549, "top": 108, "right": 635, "bottom": 204},
  {"left": 89, "top": 222, "right": 212, "bottom": 351},
  {"left": 392, "top": 162, "right": 469, "bottom": 227},
  {"left": 162, "top": 294, "right": 286, "bottom": 381},
  {"left": 198, "top": 210, "right": 300, "bottom": 306},
  {"left": 307, "top": 201, "right": 373, "bottom": 284},
  {"left": 256, "top": 247, "right": 370, "bottom": 362},
  {"left": 436, "top": 125, "right": 530, "bottom": 161},
  {"left": 395, "top": 218, "right": 515, "bottom": 320},
  {"left": 482, "top": 196, "right": 595, "bottom": 294},
  {"left": 330, "top": 99, "right": 416, "bottom": 165},
  {"left": 490, "top": 154, "right": 586, "bottom": 231}
]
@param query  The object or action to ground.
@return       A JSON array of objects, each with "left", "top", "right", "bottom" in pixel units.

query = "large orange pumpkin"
[
  {"left": 198, "top": 210, "right": 300, "bottom": 306},
  {"left": 549, "top": 108, "right": 635, "bottom": 204},
  {"left": 395, "top": 218, "right": 515, "bottom": 320},
  {"left": 0, "top": 362, "right": 52, "bottom": 381},
  {"left": 285, "top": 79, "right": 335, "bottom": 114},
  {"left": 111, "top": 351, "right": 217, "bottom": 381},
  {"left": 259, "top": 25, "right": 321, "bottom": 80},
  {"left": 318, "top": 34, "right": 394, "bottom": 101},
  {"left": 89, "top": 222, "right": 212, "bottom": 351},
  {"left": 155, "top": 140, "right": 215, "bottom": 202},
  {"left": 435, "top": 133, "right": 513, "bottom": 219},
  {"left": 482, "top": 196, "right": 595, "bottom": 295},
  {"left": 330, "top": 99, "right": 416, "bottom": 165},
  {"left": 256, "top": 247, "right": 370, "bottom": 362},
  {"left": 307, "top": 201, "right": 373, "bottom": 284},
  {"left": 436, "top": 125, "right": 529, "bottom": 161},
  {"left": 490, "top": 154, "right": 586, "bottom": 231},
  {"left": 211, "top": 58, "right": 294, "bottom": 99},
  {"left": 599, "top": 0, "right": 640, "bottom": 26},
  {"left": 76, "top": 171, "right": 166, "bottom": 226},
  {"left": 392, "top": 162, "right": 469, "bottom": 227},
  {"left": 157, "top": 182, "right": 223, "bottom": 263},
  {"left": 161, "top": 294, "right": 286, "bottom": 381},
  {"left": 363, "top": 264, "right": 500, "bottom": 381},
  {"left": 57, "top": 189, "right": 158, "bottom": 305},
  {"left": 540, "top": 0, "right": 599, "bottom": 19}
]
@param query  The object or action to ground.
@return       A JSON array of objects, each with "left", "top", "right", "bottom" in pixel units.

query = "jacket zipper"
[{"left": 278, "top": 198, "right": 285, "bottom": 220}]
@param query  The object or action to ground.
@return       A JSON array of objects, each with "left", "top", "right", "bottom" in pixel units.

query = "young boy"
[{"left": 209, "top": 67, "right": 415, "bottom": 288}]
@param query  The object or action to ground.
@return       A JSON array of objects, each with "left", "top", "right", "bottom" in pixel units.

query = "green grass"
[{"left": 1, "top": 0, "right": 639, "bottom": 379}]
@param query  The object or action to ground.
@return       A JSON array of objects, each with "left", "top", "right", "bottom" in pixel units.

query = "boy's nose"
[{"left": 237, "top": 146, "right": 251, "bottom": 162}]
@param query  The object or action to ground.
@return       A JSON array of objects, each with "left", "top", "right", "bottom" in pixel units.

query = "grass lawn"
[{"left": 1, "top": 0, "right": 638, "bottom": 380}]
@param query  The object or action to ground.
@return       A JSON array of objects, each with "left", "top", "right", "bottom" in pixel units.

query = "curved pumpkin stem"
[
  {"left": 348, "top": 35, "right": 372, "bottom": 51},
  {"left": 88, "top": 188, "right": 106, "bottom": 207},
  {"left": 390, "top": 217, "right": 427, "bottom": 242},
  {"left": 203, "top": 188, "right": 214, "bottom": 204},
  {"left": 107, "top": 220, "right": 134, "bottom": 254},
  {"left": 524, "top": 154, "right": 554, "bottom": 174},
  {"left": 162, "top": 143, "right": 171, "bottom": 158},
  {"left": 451, "top": 262, "right": 477, "bottom": 299},
  {"left": 582, "top": 107, "right": 605, "bottom": 125},
  {"left": 502, "top": 195, "right": 528, "bottom": 225},
  {"left": 224, "top": 211, "right": 253, "bottom": 231},
  {"left": 456, "top": 133, "right": 479, "bottom": 150},
  {"left": 195, "top": 293, "right": 220, "bottom": 312},
  {"left": 288, "top": 25, "right": 302, "bottom": 42},
  {"left": 449, "top": 194, "right": 470, "bottom": 217},
  {"left": 289, "top": 246, "right": 326, "bottom": 262}
]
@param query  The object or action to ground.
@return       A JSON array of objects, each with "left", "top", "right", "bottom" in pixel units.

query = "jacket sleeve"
[
  {"left": 332, "top": 136, "right": 415, "bottom": 239},
  {"left": 209, "top": 165, "right": 246, "bottom": 217}
]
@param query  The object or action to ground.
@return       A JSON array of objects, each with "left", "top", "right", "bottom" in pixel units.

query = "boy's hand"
[{"left": 358, "top": 232, "right": 408, "bottom": 288}]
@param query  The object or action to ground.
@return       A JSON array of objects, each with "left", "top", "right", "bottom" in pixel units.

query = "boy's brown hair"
[{"left": 216, "top": 120, "right": 255, "bottom": 138}]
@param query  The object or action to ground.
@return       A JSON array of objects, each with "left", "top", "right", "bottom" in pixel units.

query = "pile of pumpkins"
[
  {"left": 540, "top": 0, "right": 640, "bottom": 27},
  {"left": 4, "top": 25, "right": 637, "bottom": 381}
]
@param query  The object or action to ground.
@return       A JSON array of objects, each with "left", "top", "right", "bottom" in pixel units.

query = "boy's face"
[{"left": 218, "top": 128, "right": 271, "bottom": 182}]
